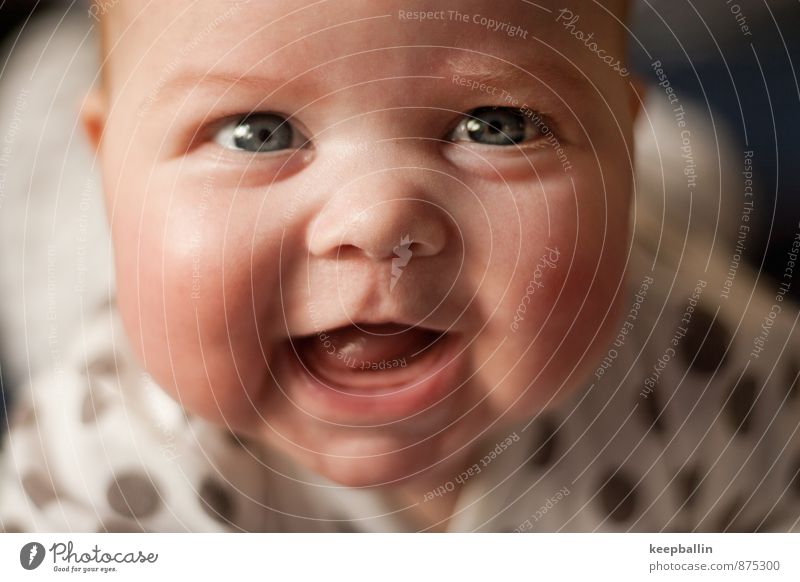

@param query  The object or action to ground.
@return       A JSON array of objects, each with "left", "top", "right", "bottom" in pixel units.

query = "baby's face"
[{"left": 94, "top": 0, "right": 635, "bottom": 487}]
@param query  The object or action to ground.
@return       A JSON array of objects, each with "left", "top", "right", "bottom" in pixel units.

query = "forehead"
[{"left": 107, "top": 0, "right": 627, "bottom": 89}]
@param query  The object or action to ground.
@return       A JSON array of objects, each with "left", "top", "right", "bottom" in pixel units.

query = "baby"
[{"left": 2, "top": 0, "right": 799, "bottom": 532}]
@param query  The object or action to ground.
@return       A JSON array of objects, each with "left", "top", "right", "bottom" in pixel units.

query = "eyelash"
[
  {"left": 448, "top": 106, "right": 551, "bottom": 148},
  {"left": 212, "top": 113, "right": 308, "bottom": 154},
  {"left": 209, "top": 106, "right": 555, "bottom": 154}
]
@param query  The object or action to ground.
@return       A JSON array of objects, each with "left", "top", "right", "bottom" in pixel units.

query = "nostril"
[
  {"left": 331, "top": 244, "right": 363, "bottom": 259},
  {"left": 308, "top": 200, "right": 449, "bottom": 260},
  {"left": 406, "top": 240, "right": 438, "bottom": 257},
  {"left": 406, "top": 242, "right": 423, "bottom": 257},
  {"left": 329, "top": 241, "right": 433, "bottom": 261}
]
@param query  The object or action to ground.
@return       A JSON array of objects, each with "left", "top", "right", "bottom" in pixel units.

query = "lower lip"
[{"left": 281, "top": 332, "right": 468, "bottom": 423}]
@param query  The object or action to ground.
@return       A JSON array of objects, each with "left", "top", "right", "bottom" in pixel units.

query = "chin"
[
  {"left": 291, "top": 425, "right": 477, "bottom": 489},
  {"left": 314, "top": 455, "right": 465, "bottom": 489},
  {"left": 316, "top": 457, "right": 423, "bottom": 488}
]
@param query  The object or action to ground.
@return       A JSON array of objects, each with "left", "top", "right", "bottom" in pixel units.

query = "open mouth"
[
  {"left": 293, "top": 323, "right": 449, "bottom": 392},
  {"left": 283, "top": 322, "right": 467, "bottom": 421}
]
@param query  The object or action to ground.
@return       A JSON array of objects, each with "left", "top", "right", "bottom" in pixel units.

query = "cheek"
[
  {"left": 495, "top": 172, "right": 629, "bottom": 312},
  {"left": 549, "top": 176, "right": 630, "bottom": 332},
  {"left": 109, "top": 177, "right": 281, "bottom": 422},
  {"left": 482, "top": 170, "right": 631, "bottom": 411}
]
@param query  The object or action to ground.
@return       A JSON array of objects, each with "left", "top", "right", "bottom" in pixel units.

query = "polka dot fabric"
[{"left": 1, "top": 235, "right": 799, "bottom": 533}]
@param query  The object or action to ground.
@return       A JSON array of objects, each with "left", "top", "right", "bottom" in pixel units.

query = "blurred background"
[
  {"left": 0, "top": 0, "right": 53, "bottom": 42},
  {"left": 630, "top": 0, "right": 800, "bottom": 287},
  {"left": 0, "top": 0, "right": 798, "bottom": 435}
]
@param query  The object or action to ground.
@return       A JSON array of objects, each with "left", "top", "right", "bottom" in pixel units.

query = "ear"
[
  {"left": 628, "top": 75, "right": 647, "bottom": 122},
  {"left": 80, "top": 87, "right": 107, "bottom": 154}
]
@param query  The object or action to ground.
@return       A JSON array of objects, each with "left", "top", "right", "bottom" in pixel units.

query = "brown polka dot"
[
  {"left": 198, "top": 478, "right": 235, "bottom": 524},
  {"left": 106, "top": 472, "right": 161, "bottom": 519},
  {"left": 787, "top": 358, "right": 799, "bottom": 403},
  {"left": 95, "top": 295, "right": 114, "bottom": 314},
  {"left": 750, "top": 509, "right": 783, "bottom": 532},
  {"left": 640, "top": 388, "right": 666, "bottom": 435},
  {"left": 679, "top": 307, "right": 729, "bottom": 374},
  {"left": 80, "top": 392, "right": 110, "bottom": 424},
  {"left": 788, "top": 456, "right": 800, "bottom": 496},
  {"left": 598, "top": 469, "right": 639, "bottom": 523},
  {"left": 22, "top": 471, "right": 59, "bottom": 509},
  {"left": 714, "top": 495, "right": 745, "bottom": 532},
  {"left": 529, "top": 417, "right": 559, "bottom": 468},
  {"left": 11, "top": 405, "right": 37, "bottom": 428},
  {"left": 85, "top": 356, "right": 118, "bottom": 379},
  {"left": 725, "top": 374, "right": 758, "bottom": 434},
  {"left": 226, "top": 431, "right": 244, "bottom": 449},
  {"left": 677, "top": 465, "right": 701, "bottom": 509},
  {"left": 225, "top": 431, "right": 259, "bottom": 454}
]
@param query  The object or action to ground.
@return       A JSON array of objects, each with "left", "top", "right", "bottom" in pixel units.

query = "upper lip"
[
  {"left": 284, "top": 285, "right": 466, "bottom": 338},
  {"left": 289, "top": 317, "right": 453, "bottom": 339}
]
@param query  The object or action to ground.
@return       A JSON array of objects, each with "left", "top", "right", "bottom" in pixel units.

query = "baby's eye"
[
  {"left": 449, "top": 106, "right": 541, "bottom": 146},
  {"left": 213, "top": 113, "right": 307, "bottom": 153}
]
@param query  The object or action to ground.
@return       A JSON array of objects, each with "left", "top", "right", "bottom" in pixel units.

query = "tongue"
[{"left": 304, "top": 324, "right": 438, "bottom": 372}]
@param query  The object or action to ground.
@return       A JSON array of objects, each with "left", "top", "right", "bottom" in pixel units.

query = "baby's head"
[{"left": 83, "top": 0, "right": 637, "bottom": 488}]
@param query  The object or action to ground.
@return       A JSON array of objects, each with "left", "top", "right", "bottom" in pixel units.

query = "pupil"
[
  {"left": 231, "top": 114, "right": 293, "bottom": 152},
  {"left": 466, "top": 108, "right": 526, "bottom": 145},
  {"left": 258, "top": 128, "right": 274, "bottom": 143}
]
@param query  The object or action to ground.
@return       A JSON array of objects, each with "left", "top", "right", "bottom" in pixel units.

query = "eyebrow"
[
  {"left": 141, "top": 54, "right": 588, "bottom": 116},
  {"left": 447, "top": 54, "right": 588, "bottom": 93},
  {"left": 141, "top": 71, "right": 309, "bottom": 114}
]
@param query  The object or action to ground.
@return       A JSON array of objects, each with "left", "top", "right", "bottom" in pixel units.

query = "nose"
[{"left": 307, "top": 172, "right": 450, "bottom": 261}]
